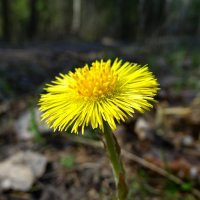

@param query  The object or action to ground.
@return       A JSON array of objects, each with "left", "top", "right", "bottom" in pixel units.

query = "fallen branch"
[{"left": 68, "top": 135, "right": 200, "bottom": 199}]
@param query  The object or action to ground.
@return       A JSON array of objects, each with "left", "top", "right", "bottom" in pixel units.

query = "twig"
[
  {"left": 68, "top": 135, "right": 200, "bottom": 199},
  {"left": 121, "top": 149, "right": 200, "bottom": 198},
  {"left": 163, "top": 107, "right": 191, "bottom": 116}
]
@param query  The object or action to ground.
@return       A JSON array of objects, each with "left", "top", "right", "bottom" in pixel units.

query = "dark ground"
[{"left": 0, "top": 38, "right": 200, "bottom": 200}]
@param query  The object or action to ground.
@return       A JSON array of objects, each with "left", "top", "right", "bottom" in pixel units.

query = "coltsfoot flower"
[{"left": 39, "top": 59, "right": 159, "bottom": 133}]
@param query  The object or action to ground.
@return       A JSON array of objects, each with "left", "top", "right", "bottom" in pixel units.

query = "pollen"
[{"left": 70, "top": 60, "right": 117, "bottom": 99}]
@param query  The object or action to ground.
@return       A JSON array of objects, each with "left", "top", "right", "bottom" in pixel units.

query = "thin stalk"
[{"left": 102, "top": 122, "right": 128, "bottom": 200}]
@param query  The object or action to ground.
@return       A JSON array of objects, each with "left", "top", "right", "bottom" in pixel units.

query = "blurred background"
[{"left": 0, "top": 0, "right": 200, "bottom": 199}]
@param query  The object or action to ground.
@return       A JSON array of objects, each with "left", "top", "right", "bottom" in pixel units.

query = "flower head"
[{"left": 39, "top": 59, "right": 159, "bottom": 134}]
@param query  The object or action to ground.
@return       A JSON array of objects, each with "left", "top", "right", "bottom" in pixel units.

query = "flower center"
[{"left": 70, "top": 60, "right": 117, "bottom": 99}]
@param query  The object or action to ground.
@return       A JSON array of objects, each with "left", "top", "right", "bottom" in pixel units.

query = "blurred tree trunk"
[
  {"left": 138, "top": 0, "right": 145, "bottom": 39},
  {"left": 175, "top": 0, "right": 190, "bottom": 34},
  {"left": 29, "top": 0, "right": 38, "bottom": 38},
  {"left": 1, "top": 0, "right": 11, "bottom": 41},
  {"left": 138, "top": 0, "right": 166, "bottom": 37},
  {"left": 118, "top": 0, "right": 139, "bottom": 40},
  {"left": 71, "top": 0, "right": 81, "bottom": 34}
]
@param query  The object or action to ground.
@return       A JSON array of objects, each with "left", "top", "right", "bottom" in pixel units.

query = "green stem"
[{"left": 102, "top": 122, "right": 128, "bottom": 200}]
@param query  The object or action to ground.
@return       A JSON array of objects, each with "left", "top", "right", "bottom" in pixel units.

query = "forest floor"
[{"left": 0, "top": 38, "right": 200, "bottom": 200}]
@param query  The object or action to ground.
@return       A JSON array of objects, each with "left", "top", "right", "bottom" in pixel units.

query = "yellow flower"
[{"left": 39, "top": 59, "right": 159, "bottom": 134}]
